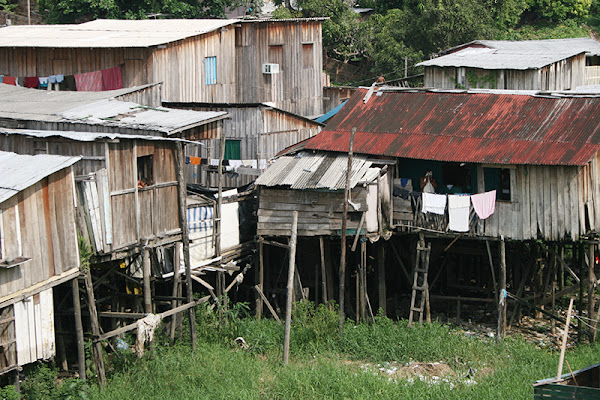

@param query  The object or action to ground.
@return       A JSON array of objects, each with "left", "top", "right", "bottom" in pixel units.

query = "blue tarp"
[{"left": 314, "top": 100, "right": 348, "bottom": 123}]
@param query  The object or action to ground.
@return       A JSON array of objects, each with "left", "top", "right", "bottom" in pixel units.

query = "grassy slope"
[{"left": 86, "top": 303, "right": 600, "bottom": 400}]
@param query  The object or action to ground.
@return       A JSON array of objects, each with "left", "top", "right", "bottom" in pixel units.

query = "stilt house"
[
  {"left": 0, "top": 151, "right": 80, "bottom": 376},
  {"left": 418, "top": 38, "right": 600, "bottom": 90},
  {"left": 253, "top": 86, "right": 600, "bottom": 329}
]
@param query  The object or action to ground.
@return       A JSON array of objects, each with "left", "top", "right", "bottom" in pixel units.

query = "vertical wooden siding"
[{"left": 0, "top": 167, "right": 79, "bottom": 297}]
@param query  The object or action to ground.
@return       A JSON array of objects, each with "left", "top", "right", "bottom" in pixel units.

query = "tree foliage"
[{"left": 37, "top": 0, "right": 254, "bottom": 23}]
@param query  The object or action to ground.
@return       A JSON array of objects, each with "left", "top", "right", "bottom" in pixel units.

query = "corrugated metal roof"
[
  {"left": 0, "top": 151, "right": 80, "bottom": 204},
  {"left": 304, "top": 88, "right": 600, "bottom": 166},
  {"left": 239, "top": 17, "right": 328, "bottom": 22},
  {"left": 418, "top": 38, "right": 600, "bottom": 69},
  {"left": 255, "top": 151, "right": 375, "bottom": 190},
  {"left": 0, "top": 19, "right": 238, "bottom": 48},
  {"left": 61, "top": 99, "right": 227, "bottom": 133},
  {"left": 0, "top": 128, "right": 198, "bottom": 144},
  {"left": 0, "top": 85, "right": 226, "bottom": 133}
]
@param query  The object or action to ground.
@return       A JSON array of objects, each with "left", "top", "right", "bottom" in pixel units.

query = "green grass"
[{"left": 9, "top": 301, "right": 600, "bottom": 399}]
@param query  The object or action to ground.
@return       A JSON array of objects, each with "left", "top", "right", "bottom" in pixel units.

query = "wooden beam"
[
  {"left": 190, "top": 274, "right": 214, "bottom": 291},
  {"left": 320, "top": 237, "right": 328, "bottom": 304},
  {"left": 557, "top": 298, "right": 574, "bottom": 380},
  {"left": 548, "top": 245, "right": 580, "bottom": 283},
  {"left": 143, "top": 248, "right": 152, "bottom": 314},
  {"left": 378, "top": 242, "right": 386, "bottom": 315},
  {"left": 257, "top": 238, "right": 264, "bottom": 319},
  {"left": 283, "top": 211, "right": 298, "bottom": 365},
  {"left": 497, "top": 237, "right": 507, "bottom": 342},
  {"left": 95, "top": 296, "right": 210, "bottom": 342},
  {"left": 351, "top": 212, "right": 366, "bottom": 252},
  {"left": 72, "top": 278, "right": 86, "bottom": 380},
  {"left": 254, "top": 285, "right": 281, "bottom": 323},
  {"left": 83, "top": 270, "right": 106, "bottom": 386}
]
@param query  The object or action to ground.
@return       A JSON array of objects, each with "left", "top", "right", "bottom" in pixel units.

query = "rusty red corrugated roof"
[{"left": 304, "top": 89, "right": 600, "bottom": 166}]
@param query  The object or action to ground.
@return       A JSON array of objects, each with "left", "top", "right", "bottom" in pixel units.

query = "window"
[
  {"left": 484, "top": 167, "right": 511, "bottom": 201},
  {"left": 137, "top": 155, "right": 153, "bottom": 188},
  {"left": 205, "top": 56, "right": 217, "bottom": 85},
  {"left": 302, "top": 43, "right": 313, "bottom": 69},
  {"left": 224, "top": 140, "right": 241, "bottom": 161}
]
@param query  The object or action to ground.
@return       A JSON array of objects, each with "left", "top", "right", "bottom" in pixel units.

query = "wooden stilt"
[
  {"left": 283, "top": 211, "right": 298, "bottom": 365},
  {"left": 169, "top": 242, "right": 182, "bottom": 344},
  {"left": 578, "top": 242, "right": 584, "bottom": 343},
  {"left": 55, "top": 312, "right": 69, "bottom": 372},
  {"left": 83, "top": 270, "right": 106, "bottom": 386},
  {"left": 339, "top": 127, "right": 356, "bottom": 334},
  {"left": 557, "top": 298, "right": 574, "bottom": 380},
  {"left": 176, "top": 141, "right": 197, "bottom": 349},
  {"left": 589, "top": 243, "right": 596, "bottom": 341},
  {"left": 485, "top": 239, "right": 498, "bottom": 301},
  {"left": 497, "top": 236, "right": 507, "bottom": 341},
  {"left": 256, "top": 238, "right": 264, "bottom": 319},
  {"left": 72, "top": 277, "right": 86, "bottom": 380},
  {"left": 360, "top": 240, "right": 367, "bottom": 321},
  {"left": 143, "top": 248, "right": 152, "bottom": 314},
  {"left": 320, "top": 236, "right": 328, "bottom": 304},
  {"left": 355, "top": 272, "right": 360, "bottom": 323},
  {"left": 255, "top": 285, "right": 281, "bottom": 323},
  {"left": 378, "top": 242, "right": 386, "bottom": 315}
]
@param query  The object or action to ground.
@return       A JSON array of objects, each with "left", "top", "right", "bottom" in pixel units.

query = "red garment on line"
[
  {"left": 2, "top": 76, "right": 16, "bottom": 85},
  {"left": 101, "top": 66, "right": 123, "bottom": 91},
  {"left": 24, "top": 77, "right": 39, "bottom": 88},
  {"left": 74, "top": 71, "right": 103, "bottom": 91}
]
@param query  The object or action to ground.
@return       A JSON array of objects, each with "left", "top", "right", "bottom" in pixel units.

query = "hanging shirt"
[
  {"left": 24, "top": 77, "right": 39, "bottom": 88},
  {"left": 101, "top": 66, "right": 123, "bottom": 91},
  {"left": 74, "top": 71, "right": 103, "bottom": 91},
  {"left": 38, "top": 77, "right": 49, "bottom": 88},
  {"left": 448, "top": 195, "right": 470, "bottom": 232},
  {"left": 2, "top": 76, "right": 15, "bottom": 85},
  {"left": 471, "top": 190, "right": 496, "bottom": 219},
  {"left": 422, "top": 192, "right": 447, "bottom": 215}
]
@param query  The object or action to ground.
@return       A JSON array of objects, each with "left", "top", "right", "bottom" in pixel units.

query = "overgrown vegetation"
[{"left": 7, "top": 301, "right": 600, "bottom": 399}]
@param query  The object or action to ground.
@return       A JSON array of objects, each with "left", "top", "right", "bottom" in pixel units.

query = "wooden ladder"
[{"left": 408, "top": 236, "right": 431, "bottom": 327}]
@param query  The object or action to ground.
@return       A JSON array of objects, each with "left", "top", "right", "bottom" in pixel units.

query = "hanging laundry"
[
  {"left": 229, "top": 160, "right": 243, "bottom": 168},
  {"left": 242, "top": 160, "right": 258, "bottom": 168},
  {"left": 186, "top": 156, "right": 202, "bottom": 165},
  {"left": 209, "top": 159, "right": 220, "bottom": 166},
  {"left": 2, "top": 76, "right": 16, "bottom": 85},
  {"left": 60, "top": 75, "right": 77, "bottom": 91},
  {"left": 0, "top": 76, "right": 3, "bottom": 83},
  {"left": 38, "top": 77, "right": 49, "bottom": 88},
  {"left": 24, "top": 77, "right": 39, "bottom": 88},
  {"left": 74, "top": 71, "right": 103, "bottom": 91},
  {"left": 471, "top": 190, "right": 496, "bottom": 219},
  {"left": 448, "top": 195, "right": 470, "bottom": 232},
  {"left": 101, "top": 66, "right": 123, "bottom": 90},
  {"left": 422, "top": 192, "right": 446, "bottom": 215}
]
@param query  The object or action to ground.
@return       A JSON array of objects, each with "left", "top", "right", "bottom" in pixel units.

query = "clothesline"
[{"left": 0, "top": 65, "right": 123, "bottom": 92}]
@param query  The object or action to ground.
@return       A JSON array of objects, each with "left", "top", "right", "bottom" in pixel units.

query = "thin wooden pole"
[
  {"left": 497, "top": 236, "right": 507, "bottom": 342},
  {"left": 378, "top": 242, "right": 386, "bottom": 315},
  {"left": 339, "top": 127, "right": 356, "bottom": 334},
  {"left": 143, "top": 248, "right": 152, "bottom": 314},
  {"left": 589, "top": 243, "right": 596, "bottom": 341},
  {"left": 176, "top": 142, "right": 196, "bottom": 349},
  {"left": 169, "top": 242, "right": 182, "bottom": 344},
  {"left": 320, "top": 236, "right": 328, "bottom": 304},
  {"left": 360, "top": 240, "right": 367, "bottom": 321},
  {"left": 578, "top": 242, "right": 584, "bottom": 343},
  {"left": 257, "top": 238, "right": 264, "bottom": 319},
  {"left": 72, "top": 277, "right": 86, "bottom": 380},
  {"left": 83, "top": 270, "right": 106, "bottom": 386},
  {"left": 557, "top": 298, "right": 574, "bottom": 380},
  {"left": 485, "top": 239, "right": 498, "bottom": 301},
  {"left": 283, "top": 211, "right": 298, "bottom": 365}
]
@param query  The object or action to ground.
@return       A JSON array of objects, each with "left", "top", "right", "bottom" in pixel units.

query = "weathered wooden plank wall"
[
  {"left": 0, "top": 167, "right": 79, "bottom": 299},
  {"left": 257, "top": 187, "right": 368, "bottom": 236},
  {"left": 236, "top": 20, "right": 323, "bottom": 117}
]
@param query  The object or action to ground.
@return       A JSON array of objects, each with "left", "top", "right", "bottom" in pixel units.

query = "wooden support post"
[
  {"left": 143, "top": 248, "right": 152, "bottom": 314},
  {"left": 176, "top": 141, "right": 197, "bottom": 349},
  {"left": 169, "top": 242, "right": 182, "bottom": 344},
  {"left": 360, "top": 240, "right": 367, "bottom": 321},
  {"left": 378, "top": 242, "right": 386, "bottom": 315},
  {"left": 485, "top": 240, "right": 498, "bottom": 301},
  {"left": 256, "top": 238, "right": 264, "bottom": 319},
  {"left": 557, "top": 298, "right": 574, "bottom": 380},
  {"left": 72, "top": 277, "right": 86, "bottom": 380},
  {"left": 55, "top": 312, "right": 69, "bottom": 372},
  {"left": 578, "top": 242, "right": 584, "bottom": 343},
  {"left": 497, "top": 236, "right": 507, "bottom": 341},
  {"left": 355, "top": 273, "right": 360, "bottom": 323},
  {"left": 320, "top": 236, "right": 328, "bottom": 304},
  {"left": 589, "top": 243, "right": 596, "bottom": 342},
  {"left": 83, "top": 270, "right": 106, "bottom": 386},
  {"left": 255, "top": 285, "right": 281, "bottom": 323},
  {"left": 339, "top": 127, "right": 356, "bottom": 334},
  {"left": 283, "top": 211, "right": 298, "bottom": 365}
]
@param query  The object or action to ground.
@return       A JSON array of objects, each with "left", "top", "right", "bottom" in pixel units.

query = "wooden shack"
[
  {"left": 0, "top": 18, "right": 325, "bottom": 117},
  {"left": 418, "top": 38, "right": 600, "bottom": 90},
  {"left": 0, "top": 151, "right": 80, "bottom": 377},
  {"left": 0, "top": 129, "right": 187, "bottom": 260},
  {"left": 254, "top": 86, "right": 600, "bottom": 332},
  {"left": 166, "top": 101, "right": 323, "bottom": 187}
]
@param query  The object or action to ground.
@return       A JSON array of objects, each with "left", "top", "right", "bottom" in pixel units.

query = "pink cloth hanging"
[
  {"left": 101, "top": 66, "right": 123, "bottom": 91},
  {"left": 74, "top": 71, "right": 103, "bottom": 91},
  {"left": 471, "top": 190, "right": 496, "bottom": 219}
]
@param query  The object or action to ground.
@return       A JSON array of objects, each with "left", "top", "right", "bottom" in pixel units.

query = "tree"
[{"left": 37, "top": 0, "right": 250, "bottom": 23}]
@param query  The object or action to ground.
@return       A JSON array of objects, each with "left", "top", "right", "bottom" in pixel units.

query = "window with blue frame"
[{"left": 205, "top": 56, "right": 217, "bottom": 85}]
